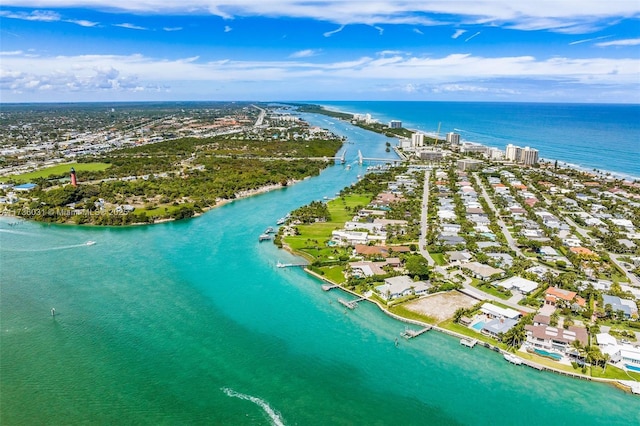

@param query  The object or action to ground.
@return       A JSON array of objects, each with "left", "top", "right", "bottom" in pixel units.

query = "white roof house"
[
  {"left": 480, "top": 303, "right": 521, "bottom": 320},
  {"left": 497, "top": 276, "right": 539, "bottom": 294},
  {"left": 376, "top": 275, "right": 415, "bottom": 301}
]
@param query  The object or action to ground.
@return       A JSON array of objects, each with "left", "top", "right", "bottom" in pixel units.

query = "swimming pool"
[
  {"left": 472, "top": 321, "right": 485, "bottom": 331},
  {"left": 626, "top": 364, "right": 640, "bottom": 372},
  {"left": 534, "top": 348, "right": 562, "bottom": 361}
]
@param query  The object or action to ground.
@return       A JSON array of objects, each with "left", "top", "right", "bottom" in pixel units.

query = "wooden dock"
[
  {"left": 338, "top": 298, "right": 357, "bottom": 310},
  {"left": 400, "top": 326, "right": 432, "bottom": 339},
  {"left": 460, "top": 338, "right": 477, "bottom": 348}
]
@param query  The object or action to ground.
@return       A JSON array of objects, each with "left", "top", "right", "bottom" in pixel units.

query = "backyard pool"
[
  {"left": 534, "top": 348, "right": 563, "bottom": 361},
  {"left": 472, "top": 321, "right": 485, "bottom": 331}
]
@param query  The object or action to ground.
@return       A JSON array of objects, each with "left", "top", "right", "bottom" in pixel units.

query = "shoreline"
[
  {"left": 299, "top": 264, "right": 638, "bottom": 395},
  {"left": 2, "top": 179, "right": 302, "bottom": 228},
  {"left": 310, "top": 103, "right": 640, "bottom": 182}
]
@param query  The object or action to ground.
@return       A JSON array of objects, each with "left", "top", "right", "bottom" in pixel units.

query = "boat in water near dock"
[
  {"left": 504, "top": 353, "right": 523, "bottom": 365},
  {"left": 258, "top": 234, "right": 273, "bottom": 242}
]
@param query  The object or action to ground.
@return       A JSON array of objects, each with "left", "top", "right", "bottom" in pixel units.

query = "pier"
[
  {"left": 322, "top": 284, "right": 339, "bottom": 291},
  {"left": 460, "top": 338, "right": 477, "bottom": 348},
  {"left": 400, "top": 326, "right": 432, "bottom": 339},
  {"left": 276, "top": 261, "right": 308, "bottom": 268},
  {"left": 338, "top": 297, "right": 366, "bottom": 310}
]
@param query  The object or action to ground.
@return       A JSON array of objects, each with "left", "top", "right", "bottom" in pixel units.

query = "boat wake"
[
  {"left": 221, "top": 387, "right": 285, "bottom": 426},
  {"left": 0, "top": 242, "right": 94, "bottom": 252}
]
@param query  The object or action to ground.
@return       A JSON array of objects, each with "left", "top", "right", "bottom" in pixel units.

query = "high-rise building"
[
  {"left": 520, "top": 146, "right": 539, "bottom": 165},
  {"left": 505, "top": 144, "right": 539, "bottom": 165},
  {"left": 505, "top": 144, "right": 522, "bottom": 162},
  {"left": 446, "top": 132, "right": 460, "bottom": 144},
  {"left": 389, "top": 120, "right": 402, "bottom": 129},
  {"left": 488, "top": 148, "right": 504, "bottom": 160},
  {"left": 411, "top": 132, "right": 424, "bottom": 147}
]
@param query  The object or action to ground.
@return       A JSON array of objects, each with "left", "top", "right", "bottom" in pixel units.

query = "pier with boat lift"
[{"left": 460, "top": 338, "right": 478, "bottom": 348}]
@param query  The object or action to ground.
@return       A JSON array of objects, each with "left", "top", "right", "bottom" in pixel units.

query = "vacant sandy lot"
[{"left": 403, "top": 291, "right": 477, "bottom": 323}]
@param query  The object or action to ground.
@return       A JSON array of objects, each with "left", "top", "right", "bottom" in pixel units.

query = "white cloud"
[
  {"left": 0, "top": 10, "right": 61, "bottom": 22},
  {"left": 289, "top": 49, "right": 321, "bottom": 58},
  {"left": 66, "top": 19, "right": 99, "bottom": 27},
  {"left": 163, "top": 27, "right": 183, "bottom": 31},
  {"left": 452, "top": 29, "right": 466, "bottom": 39},
  {"left": 373, "top": 26, "right": 384, "bottom": 35},
  {"left": 413, "top": 28, "right": 423, "bottom": 35},
  {"left": 2, "top": 1, "right": 638, "bottom": 32},
  {"left": 323, "top": 25, "right": 345, "bottom": 37},
  {"left": 113, "top": 23, "right": 148, "bottom": 30},
  {"left": 0, "top": 50, "right": 24, "bottom": 56},
  {"left": 596, "top": 38, "right": 640, "bottom": 47},
  {"left": 224, "top": 25, "right": 232, "bottom": 32}
]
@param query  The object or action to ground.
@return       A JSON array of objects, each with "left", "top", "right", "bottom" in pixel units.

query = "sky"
[{"left": 1, "top": 1, "right": 639, "bottom": 103}]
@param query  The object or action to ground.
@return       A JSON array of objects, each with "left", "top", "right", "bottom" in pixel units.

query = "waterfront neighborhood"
[{"left": 2, "top": 103, "right": 640, "bottom": 394}]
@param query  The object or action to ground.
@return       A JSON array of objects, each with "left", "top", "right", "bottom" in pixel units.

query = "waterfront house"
[
  {"left": 524, "top": 324, "right": 588, "bottom": 354},
  {"left": 482, "top": 318, "right": 519, "bottom": 339},
  {"left": 375, "top": 275, "right": 429, "bottom": 301},
  {"left": 354, "top": 244, "right": 389, "bottom": 258}
]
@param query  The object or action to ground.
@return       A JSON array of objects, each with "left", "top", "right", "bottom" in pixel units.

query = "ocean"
[
  {"left": 1, "top": 110, "right": 639, "bottom": 425},
  {"left": 318, "top": 101, "right": 640, "bottom": 180}
]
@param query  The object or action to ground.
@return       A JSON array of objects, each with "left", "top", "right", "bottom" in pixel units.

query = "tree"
[{"left": 404, "top": 255, "right": 431, "bottom": 280}]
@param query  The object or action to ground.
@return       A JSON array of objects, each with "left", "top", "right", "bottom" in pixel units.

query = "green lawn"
[
  {"left": 469, "top": 279, "right": 511, "bottom": 300},
  {"left": 430, "top": 252, "right": 447, "bottom": 266},
  {"left": 389, "top": 304, "right": 437, "bottom": 324},
  {"left": 320, "top": 265, "right": 347, "bottom": 284},
  {"left": 6, "top": 162, "right": 111, "bottom": 183},
  {"left": 590, "top": 364, "right": 640, "bottom": 381},
  {"left": 284, "top": 193, "right": 373, "bottom": 262}
]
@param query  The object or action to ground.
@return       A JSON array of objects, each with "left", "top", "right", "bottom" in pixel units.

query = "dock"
[
  {"left": 400, "top": 326, "right": 432, "bottom": 339},
  {"left": 276, "top": 261, "right": 307, "bottom": 268},
  {"left": 460, "top": 338, "right": 477, "bottom": 348},
  {"left": 338, "top": 297, "right": 366, "bottom": 310},
  {"left": 322, "top": 284, "right": 339, "bottom": 291}
]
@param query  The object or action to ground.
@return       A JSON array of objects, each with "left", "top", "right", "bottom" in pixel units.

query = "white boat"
[
  {"left": 276, "top": 217, "right": 286, "bottom": 225},
  {"left": 86, "top": 241, "right": 96, "bottom": 246},
  {"left": 504, "top": 353, "right": 522, "bottom": 365}
]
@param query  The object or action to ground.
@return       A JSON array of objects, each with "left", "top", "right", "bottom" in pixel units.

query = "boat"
[
  {"left": 86, "top": 241, "right": 96, "bottom": 246},
  {"left": 258, "top": 234, "right": 272, "bottom": 242},
  {"left": 503, "top": 353, "right": 523, "bottom": 365},
  {"left": 264, "top": 227, "right": 274, "bottom": 234}
]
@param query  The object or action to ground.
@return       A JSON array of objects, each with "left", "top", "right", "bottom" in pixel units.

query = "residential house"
[
  {"left": 496, "top": 276, "right": 539, "bottom": 294},
  {"left": 544, "top": 287, "right": 587, "bottom": 310},
  {"left": 524, "top": 324, "right": 588, "bottom": 354},
  {"left": 602, "top": 294, "right": 638, "bottom": 319},
  {"left": 375, "top": 275, "right": 430, "bottom": 301},
  {"left": 463, "top": 262, "right": 505, "bottom": 281}
]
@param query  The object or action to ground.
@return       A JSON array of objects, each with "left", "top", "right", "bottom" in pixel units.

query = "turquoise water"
[
  {"left": 2, "top": 114, "right": 640, "bottom": 425},
  {"left": 533, "top": 348, "right": 563, "bottom": 361}
]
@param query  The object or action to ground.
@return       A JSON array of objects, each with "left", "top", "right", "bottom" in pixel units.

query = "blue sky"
[{"left": 1, "top": 1, "right": 639, "bottom": 103}]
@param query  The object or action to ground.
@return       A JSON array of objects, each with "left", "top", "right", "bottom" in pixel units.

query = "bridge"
[{"left": 357, "top": 150, "right": 403, "bottom": 166}]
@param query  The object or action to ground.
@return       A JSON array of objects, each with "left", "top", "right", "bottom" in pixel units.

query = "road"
[
  {"left": 472, "top": 173, "right": 523, "bottom": 257},
  {"left": 419, "top": 170, "right": 435, "bottom": 267},
  {"left": 252, "top": 104, "right": 266, "bottom": 127}
]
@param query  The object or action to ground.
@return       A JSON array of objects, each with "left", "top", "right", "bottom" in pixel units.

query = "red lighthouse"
[{"left": 70, "top": 167, "right": 77, "bottom": 187}]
